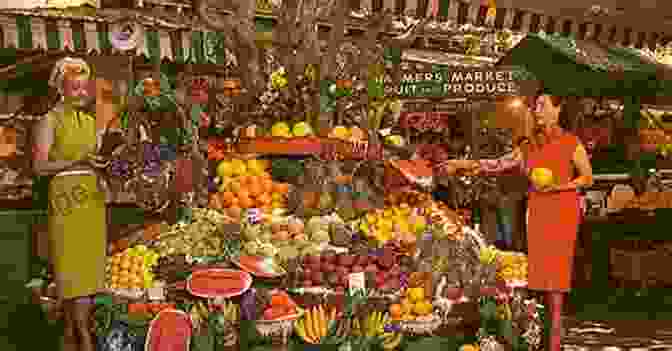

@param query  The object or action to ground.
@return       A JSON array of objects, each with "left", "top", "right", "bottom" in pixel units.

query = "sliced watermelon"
[
  {"left": 145, "top": 309, "right": 192, "bottom": 351},
  {"left": 187, "top": 268, "right": 252, "bottom": 298}
]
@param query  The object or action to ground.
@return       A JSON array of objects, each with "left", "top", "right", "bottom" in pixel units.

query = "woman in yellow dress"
[{"left": 33, "top": 57, "right": 105, "bottom": 351}]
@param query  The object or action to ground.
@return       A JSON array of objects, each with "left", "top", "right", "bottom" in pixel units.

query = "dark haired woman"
[
  {"left": 438, "top": 94, "right": 593, "bottom": 351},
  {"left": 522, "top": 94, "right": 593, "bottom": 351}
]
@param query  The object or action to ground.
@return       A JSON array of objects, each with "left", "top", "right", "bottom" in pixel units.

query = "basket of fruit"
[
  {"left": 256, "top": 290, "right": 303, "bottom": 341},
  {"left": 390, "top": 275, "right": 442, "bottom": 334},
  {"left": 105, "top": 245, "right": 161, "bottom": 299}
]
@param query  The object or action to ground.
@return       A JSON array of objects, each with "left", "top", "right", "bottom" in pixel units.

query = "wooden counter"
[{"left": 572, "top": 210, "right": 672, "bottom": 309}]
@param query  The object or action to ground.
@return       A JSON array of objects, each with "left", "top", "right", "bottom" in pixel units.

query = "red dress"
[{"left": 526, "top": 129, "right": 581, "bottom": 292}]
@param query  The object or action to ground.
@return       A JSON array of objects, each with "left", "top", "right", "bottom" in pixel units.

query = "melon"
[
  {"left": 187, "top": 269, "right": 252, "bottom": 298},
  {"left": 529, "top": 167, "right": 556, "bottom": 189},
  {"left": 145, "top": 309, "right": 192, "bottom": 351}
]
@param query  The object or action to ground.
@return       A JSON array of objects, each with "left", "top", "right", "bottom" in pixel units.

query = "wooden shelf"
[{"left": 211, "top": 137, "right": 383, "bottom": 160}]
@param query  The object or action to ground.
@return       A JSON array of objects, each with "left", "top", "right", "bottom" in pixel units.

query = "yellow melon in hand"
[{"left": 530, "top": 167, "right": 556, "bottom": 189}]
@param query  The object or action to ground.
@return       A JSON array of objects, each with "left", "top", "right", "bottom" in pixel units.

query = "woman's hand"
[
  {"left": 536, "top": 183, "right": 576, "bottom": 192},
  {"left": 77, "top": 152, "right": 109, "bottom": 169}
]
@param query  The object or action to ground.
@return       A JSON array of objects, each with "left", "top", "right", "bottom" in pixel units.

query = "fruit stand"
[
  {"left": 78, "top": 48, "right": 544, "bottom": 351},
  {"left": 10, "top": 2, "right": 555, "bottom": 351}
]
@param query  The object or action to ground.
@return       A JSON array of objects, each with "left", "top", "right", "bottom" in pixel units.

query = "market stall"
[
  {"left": 495, "top": 32, "right": 672, "bottom": 311},
  {"left": 0, "top": 2, "right": 558, "bottom": 351}
]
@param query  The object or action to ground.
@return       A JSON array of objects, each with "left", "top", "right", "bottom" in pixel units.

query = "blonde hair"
[{"left": 48, "top": 57, "right": 91, "bottom": 95}]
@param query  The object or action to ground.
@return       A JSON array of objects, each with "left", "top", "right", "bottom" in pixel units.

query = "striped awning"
[
  {"left": 351, "top": 0, "right": 668, "bottom": 51},
  {"left": 0, "top": 2, "right": 668, "bottom": 62},
  {"left": 0, "top": 7, "right": 230, "bottom": 64}
]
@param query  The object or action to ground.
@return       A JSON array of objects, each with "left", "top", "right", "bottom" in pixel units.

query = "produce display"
[
  {"left": 46, "top": 46, "right": 548, "bottom": 351},
  {"left": 105, "top": 245, "right": 160, "bottom": 290},
  {"left": 211, "top": 157, "right": 290, "bottom": 213},
  {"left": 89, "top": 143, "right": 538, "bottom": 351}
]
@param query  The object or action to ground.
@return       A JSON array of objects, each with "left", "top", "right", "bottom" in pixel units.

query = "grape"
[{"left": 207, "top": 177, "right": 217, "bottom": 192}]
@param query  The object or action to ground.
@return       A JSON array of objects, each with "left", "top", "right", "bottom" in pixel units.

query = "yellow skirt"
[{"left": 48, "top": 174, "right": 106, "bottom": 299}]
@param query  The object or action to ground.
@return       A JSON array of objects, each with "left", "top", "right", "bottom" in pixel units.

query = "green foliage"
[{"left": 271, "top": 158, "right": 305, "bottom": 181}]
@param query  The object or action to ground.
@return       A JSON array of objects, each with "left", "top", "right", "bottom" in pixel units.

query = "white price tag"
[
  {"left": 147, "top": 287, "right": 166, "bottom": 301},
  {"left": 348, "top": 272, "right": 365, "bottom": 294}
]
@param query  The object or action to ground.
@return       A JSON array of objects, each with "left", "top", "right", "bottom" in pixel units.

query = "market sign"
[{"left": 382, "top": 68, "right": 528, "bottom": 98}]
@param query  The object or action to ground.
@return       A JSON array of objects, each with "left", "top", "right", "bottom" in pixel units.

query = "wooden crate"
[{"left": 609, "top": 246, "right": 657, "bottom": 287}]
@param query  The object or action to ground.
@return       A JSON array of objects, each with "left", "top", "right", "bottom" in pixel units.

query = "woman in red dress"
[{"left": 524, "top": 94, "right": 593, "bottom": 351}]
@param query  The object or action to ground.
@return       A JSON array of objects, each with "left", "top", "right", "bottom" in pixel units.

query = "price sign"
[{"left": 348, "top": 272, "right": 366, "bottom": 294}]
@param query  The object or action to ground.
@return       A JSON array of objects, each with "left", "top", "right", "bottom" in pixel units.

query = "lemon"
[
  {"left": 231, "top": 159, "right": 247, "bottom": 176},
  {"left": 330, "top": 126, "right": 350, "bottom": 140},
  {"left": 246, "top": 159, "right": 265, "bottom": 175},
  {"left": 271, "top": 122, "right": 291, "bottom": 137},
  {"left": 413, "top": 300, "right": 433, "bottom": 316},
  {"left": 408, "top": 287, "right": 425, "bottom": 302},
  {"left": 217, "top": 160, "right": 234, "bottom": 178},
  {"left": 271, "top": 193, "right": 284, "bottom": 202},
  {"left": 271, "top": 201, "right": 284, "bottom": 209},
  {"left": 292, "top": 122, "right": 313, "bottom": 137}
]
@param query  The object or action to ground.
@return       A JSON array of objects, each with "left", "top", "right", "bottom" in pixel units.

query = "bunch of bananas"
[
  {"left": 295, "top": 305, "right": 336, "bottom": 344},
  {"left": 496, "top": 303, "right": 512, "bottom": 321},
  {"left": 479, "top": 245, "right": 498, "bottom": 265},
  {"left": 189, "top": 301, "right": 210, "bottom": 330},
  {"left": 352, "top": 311, "right": 403, "bottom": 350},
  {"left": 219, "top": 300, "right": 240, "bottom": 323}
]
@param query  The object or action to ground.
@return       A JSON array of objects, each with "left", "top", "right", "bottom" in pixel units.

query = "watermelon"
[
  {"left": 187, "top": 268, "right": 252, "bottom": 298},
  {"left": 145, "top": 309, "right": 192, "bottom": 351}
]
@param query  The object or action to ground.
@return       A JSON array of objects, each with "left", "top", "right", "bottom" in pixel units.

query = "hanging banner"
[{"left": 383, "top": 67, "right": 531, "bottom": 98}]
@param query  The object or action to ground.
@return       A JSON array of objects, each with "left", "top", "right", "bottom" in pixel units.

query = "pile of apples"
[{"left": 210, "top": 158, "right": 290, "bottom": 217}]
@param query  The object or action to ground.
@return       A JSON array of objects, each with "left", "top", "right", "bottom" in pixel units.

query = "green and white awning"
[{"left": 0, "top": 11, "right": 229, "bottom": 64}]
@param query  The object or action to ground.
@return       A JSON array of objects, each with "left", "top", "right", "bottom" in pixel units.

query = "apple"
[
  {"left": 365, "top": 264, "right": 378, "bottom": 273},
  {"left": 311, "top": 271, "right": 324, "bottom": 285},
  {"left": 324, "top": 263, "right": 336, "bottom": 273},
  {"left": 338, "top": 254, "right": 355, "bottom": 267},
  {"left": 306, "top": 255, "right": 321, "bottom": 265},
  {"left": 303, "top": 280, "right": 313, "bottom": 287},
  {"left": 351, "top": 265, "right": 364, "bottom": 273},
  {"left": 444, "top": 287, "right": 462, "bottom": 300},
  {"left": 336, "top": 266, "right": 349, "bottom": 276}
]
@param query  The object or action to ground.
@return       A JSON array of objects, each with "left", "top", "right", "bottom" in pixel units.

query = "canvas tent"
[{"left": 496, "top": 32, "right": 672, "bottom": 98}]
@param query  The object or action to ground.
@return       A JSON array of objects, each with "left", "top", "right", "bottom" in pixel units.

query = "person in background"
[{"left": 33, "top": 57, "right": 105, "bottom": 351}]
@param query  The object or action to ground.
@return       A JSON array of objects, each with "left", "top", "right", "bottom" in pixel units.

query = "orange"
[
  {"left": 273, "top": 182, "right": 289, "bottom": 194},
  {"left": 228, "top": 196, "right": 239, "bottom": 207},
  {"left": 248, "top": 175, "right": 260, "bottom": 186},
  {"left": 261, "top": 178, "right": 273, "bottom": 193},
  {"left": 257, "top": 193, "right": 272, "bottom": 206},
  {"left": 248, "top": 183, "right": 262, "bottom": 198},
  {"left": 221, "top": 191, "right": 235, "bottom": 205},
  {"left": 227, "top": 206, "right": 242, "bottom": 219},
  {"left": 237, "top": 189, "right": 250, "bottom": 199},
  {"left": 238, "top": 196, "right": 254, "bottom": 209},
  {"left": 389, "top": 304, "right": 403, "bottom": 319},
  {"left": 230, "top": 181, "right": 242, "bottom": 194}
]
